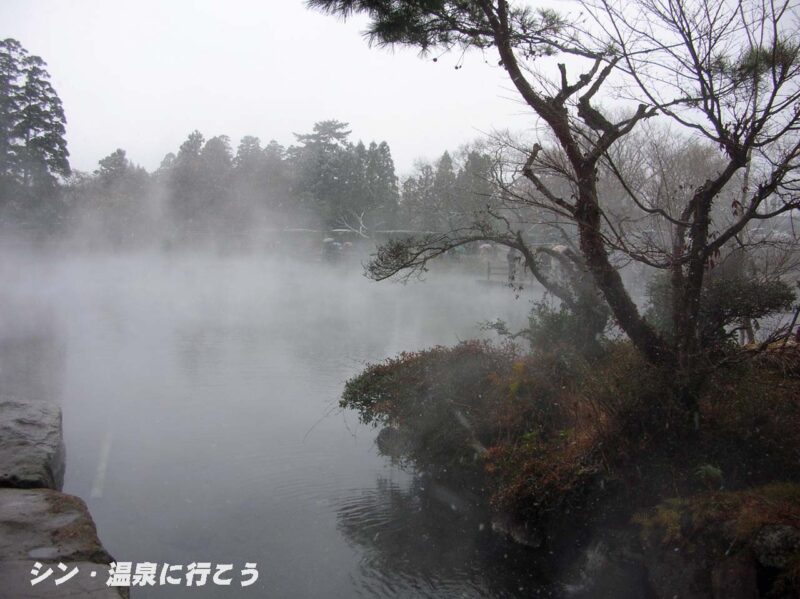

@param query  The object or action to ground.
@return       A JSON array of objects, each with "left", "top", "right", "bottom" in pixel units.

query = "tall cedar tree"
[{"left": 0, "top": 38, "right": 69, "bottom": 208}]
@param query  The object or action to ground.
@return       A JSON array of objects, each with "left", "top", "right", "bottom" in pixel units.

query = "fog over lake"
[{"left": 0, "top": 249, "right": 558, "bottom": 598}]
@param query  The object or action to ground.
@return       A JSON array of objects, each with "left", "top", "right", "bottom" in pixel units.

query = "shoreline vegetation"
[
  {"left": 341, "top": 336, "right": 800, "bottom": 597},
  {"left": 305, "top": 1, "right": 800, "bottom": 594}
]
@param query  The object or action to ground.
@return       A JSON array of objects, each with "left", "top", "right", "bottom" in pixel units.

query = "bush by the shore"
[{"left": 341, "top": 339, "right": 800, "bottom": 596}]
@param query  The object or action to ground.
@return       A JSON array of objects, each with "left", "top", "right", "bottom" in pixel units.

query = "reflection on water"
[
  {"left": 337, "top": 475, "right": 556, "bottom": 598},
  {"left": 0, "top": 298, "right": 64, "bottom": 402},
  {"left": 0, "top": 251, "right": 555, "bottom": 598}
]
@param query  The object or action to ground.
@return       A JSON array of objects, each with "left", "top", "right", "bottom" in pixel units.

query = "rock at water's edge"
[
  {"left": 0, "top": 488, "right": 112, "bottom": 563},
  {"left": 0, "top": 400, "right": 65, "bottom": 490},
  {"left": 0, "top": 488, "right": 126, "bottom": 598}
]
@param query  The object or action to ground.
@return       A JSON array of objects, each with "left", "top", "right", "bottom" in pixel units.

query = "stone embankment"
[{"left": 0, "top": 400, "right": 125, "bottom": 598}]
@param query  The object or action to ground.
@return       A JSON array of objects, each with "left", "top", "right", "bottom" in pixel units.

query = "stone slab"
[
  {"left": 0, "top": 488, "right": 127, "bottom": 597},
  {"left": 0, "top": 400, "right": 65, "bottom": 490},
  {"left": 0, "top": 488, "right": 112, "bottom": 564}
]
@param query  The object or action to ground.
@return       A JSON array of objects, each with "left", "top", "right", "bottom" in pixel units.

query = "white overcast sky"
[{"left": 0, "top": 0, "right": 546, "bottom": 177}]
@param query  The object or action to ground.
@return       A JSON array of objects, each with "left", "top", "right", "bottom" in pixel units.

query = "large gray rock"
[
  {"left": 0, "top": 400, "right": 65, "bottom": 490},
  {"left": 0, "top": 488, "right": 126, "bottom": 598},
  {"left": 0, "top": 488, "right": 112, "bottom": 563}
]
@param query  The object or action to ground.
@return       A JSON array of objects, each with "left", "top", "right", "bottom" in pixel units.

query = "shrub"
[
  {"left": 645, "top": 271, "right": 795, "bottom": 348},
  {"left": 341, "top": 340, "right": 519, "bottom": 472},
  {"left": 341, "top": 338, "right": 658, "bottom": 521},
  {"left": 340, "top": 333, "right": 800, "bottom": 550}
]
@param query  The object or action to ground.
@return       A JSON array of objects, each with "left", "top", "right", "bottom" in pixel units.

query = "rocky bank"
[{"left": 0, "top": 399, "right": 125, "bottom": 598}]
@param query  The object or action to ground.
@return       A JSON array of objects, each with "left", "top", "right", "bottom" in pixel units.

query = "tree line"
[
  {"left": 60, "top": 122, "right": 500, "bottom": 247},
  {"left": 0, "top": 40, "right": 498, "bottom": 245}
]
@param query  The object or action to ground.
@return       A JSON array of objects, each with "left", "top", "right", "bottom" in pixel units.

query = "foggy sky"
[{"left": 0, "top": 0, "right": 542, "bottom": 176}]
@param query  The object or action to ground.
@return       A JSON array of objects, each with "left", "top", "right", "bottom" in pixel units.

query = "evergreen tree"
[
  {"left": 96, "top": 149, "right": 130, "bottom": 185},
  {"left": 91, "top": 148, "right": 149, "bottom": 243},
  {"left": 230, "top": 135, "right": 288, "bottom": 230},
  {"left": 353, "top": 140, "right": 370, "bottom": 217},
  {"left": 263, "top": 139, "right": 285, "bottom": 162},
  {"left": 400, "top": 161, "right": 438, "bottom": 231},
  {"left": 291, "top": 120, "right": 401, "bottom": 230},
  {"left": 95, "top": 149, "right": 148, "bottom": 196},
  {"left": 15, "top": 54, "right": 69, "bottom": 187},
  {"left": 294, "top": 119, "right": 351, "bottom": 150},
  {"left": 262, "top": 140, "right": 290, "bottom": 214},
  {"left": 0, "top": 38, "right": 69, "bottom": 210},
  {"left": 231, "top": 135, "right": 264, "bottom": 215},
  {"left": 365, "top": 141, "right": 399, "bottom": 228},
  {"left": 0, "top": 39, "right": 24, "bottom": 188},
  {"left": 167, "top": 130, "right": 205, "bottom": 226},
  {"left": 433, "top": 151, "right": 456, "bottom": 228},
  {"left": 291, "top": 120, "right": 358, "bottom": 228},
  {"left": 234, "top": 135, "right": 263, "bottom": 173},
  {"left": 454, "top": 150, "right": 494, "bottom": 226},
  {"left": 198, "top": 134, "right": 233, "bottom": 211},
  {"left": 157, "top": 152, "right": 176, "bottom": 174}
]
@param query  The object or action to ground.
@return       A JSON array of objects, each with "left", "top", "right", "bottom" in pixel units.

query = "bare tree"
[{"left": 309, "top": 0, "right": 800, "bottom": 411}]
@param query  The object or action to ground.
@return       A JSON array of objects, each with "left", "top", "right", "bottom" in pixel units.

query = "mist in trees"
[
  {"left": 0, "top": 62, "right": 499, "bottom": 255},
  {"left": 4, "top": 19, "right": 798, "bottom": 369},
  {"left": 53, "top": 122, "right": 408, "bottom": 248},
  {"left": 0, "top": 40, "right": 506, "bottom": 257},
  {"left": 400, "top": 149, "right": 495, "bottom": 232}
]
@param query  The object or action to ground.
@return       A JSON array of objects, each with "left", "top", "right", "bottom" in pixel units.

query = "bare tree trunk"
[
  {"left": 575, "top": 168, "right": 674, "bottom": 365},
  {"left": 481, "top": 1, "right": 674, "bottom": 368}
]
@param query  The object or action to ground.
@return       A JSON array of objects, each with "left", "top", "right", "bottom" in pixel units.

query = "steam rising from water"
[{"left": 0, "top": 247, "right": 552, "bottom": 598}]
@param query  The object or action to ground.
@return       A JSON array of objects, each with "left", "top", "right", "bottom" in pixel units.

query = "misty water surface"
[{"left": 0, "top": 250, "right": 561, "bottom": 598}]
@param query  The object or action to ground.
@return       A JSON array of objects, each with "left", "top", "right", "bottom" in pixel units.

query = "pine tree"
[
  {"left": 291, "top": 120, "right": 357, "bottom": 228},
  {"left": 294, "top": 120, "right": 351, "bottom": 150}
]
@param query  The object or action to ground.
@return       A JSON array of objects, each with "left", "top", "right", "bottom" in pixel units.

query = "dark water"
[{"left": 0, "top": 251, "right": 559, "bottom": 598}]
